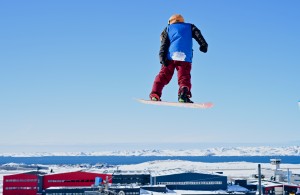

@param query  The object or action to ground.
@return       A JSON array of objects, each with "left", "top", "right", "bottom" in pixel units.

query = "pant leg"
[
  {"left": 176, "top": 61, "right": 192, "bottom": 97},
  {"left": 150, "top": 61, "right": 176, "bottom": 98}
]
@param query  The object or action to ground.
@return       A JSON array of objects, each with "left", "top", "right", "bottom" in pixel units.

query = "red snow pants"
[{"left": 150, "top": 60, "right": 192, "bottom": 99}]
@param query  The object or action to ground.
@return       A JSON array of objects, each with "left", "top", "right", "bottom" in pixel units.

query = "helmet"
[{"left": 168, "top": 14, "right": 184, "bottom": 24}]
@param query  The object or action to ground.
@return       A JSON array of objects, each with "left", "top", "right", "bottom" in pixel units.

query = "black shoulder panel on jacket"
[
  {"left": 191, "top": 24, "right": 208, "bottom": 48},
  {"left": 159, "top": 27, "right": 170, "bottom": 63}
]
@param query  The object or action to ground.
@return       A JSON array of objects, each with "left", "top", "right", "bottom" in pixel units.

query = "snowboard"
[{"left": 137, "top": 99, "right": 213, "bottom": 109}]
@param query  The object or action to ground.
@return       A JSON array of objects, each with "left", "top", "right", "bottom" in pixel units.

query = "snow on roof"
[
  {"left": 247, "top": 180, "right": 299, "bottom": 188},
  {"left": 112, "top": 170, "right": 151, "bottom": 175},
  {"left": 46, "top": 186, "right": 95, "bottom": 190},
  {"left": 78, "top": 167, "right": 221, "bottom": 178},
  {"left": 149, "top": 168, "right": 220, "bottom": 177},
  {"left": 227, "top": 185, "right": 249, "bottom": 192},
  {"left": 173, "top": 190, "right": 236, "bottom": 195}
]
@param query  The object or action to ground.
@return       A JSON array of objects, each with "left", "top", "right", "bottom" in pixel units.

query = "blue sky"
[{"left": 0, "top": 1, "right": 299, "bottom": 152}]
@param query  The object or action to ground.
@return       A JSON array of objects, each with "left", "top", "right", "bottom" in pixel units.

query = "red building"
[
  {"left": 3, "top": 171, "right": 44, "bottom": 195},
  {"left": 43, "top": 171, "right": 112, "bottom": 189},
  {"left": 2, "top": 170, "right": 112, "bottom": 195}
]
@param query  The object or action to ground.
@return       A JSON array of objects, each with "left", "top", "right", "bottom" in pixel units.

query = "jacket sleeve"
[
  {"left": 191, "top": 24, "right": 208, "bottom": 49},
  {"left": 159, "top": 27, "right": 170, "bottom": 64}
]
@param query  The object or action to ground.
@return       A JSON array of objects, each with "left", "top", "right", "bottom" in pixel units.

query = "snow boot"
[
  {"left": 150, "top": 94, "right": 161, "bottom": 101},
  {"left": 178, "top": 87, "right": 193, "bottom": 103}
]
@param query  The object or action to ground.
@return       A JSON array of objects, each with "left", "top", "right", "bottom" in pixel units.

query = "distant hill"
[{"left": 0, "top": 146, "right": 300, "bottom": 157}]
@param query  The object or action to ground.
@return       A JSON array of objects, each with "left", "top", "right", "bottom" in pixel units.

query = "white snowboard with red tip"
[{"left": 137, "top": 99, "right": 213, "bottom": 109}]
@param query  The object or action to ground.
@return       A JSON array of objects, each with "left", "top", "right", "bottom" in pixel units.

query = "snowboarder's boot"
[
  {"left": 149, "top": 94, "right": 161, "bottom": 101},
  {"left": 178, "top": 87, "right": 193, "bottom": 103}
]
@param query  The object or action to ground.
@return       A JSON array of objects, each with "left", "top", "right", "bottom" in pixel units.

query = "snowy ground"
[{"left": 1, "top": 160, "right": 300, "bottom": 195}]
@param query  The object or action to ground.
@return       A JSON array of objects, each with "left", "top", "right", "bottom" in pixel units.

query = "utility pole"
[{"left": 258, "top": 164, "right": 262, "bottom": 195}]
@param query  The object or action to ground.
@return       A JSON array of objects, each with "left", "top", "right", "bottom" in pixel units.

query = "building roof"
[
  {"left": 5, "top": 171, "right": 47, "bottom": 177},
  {"left": 112, "top": 170, "right": 151, "bottom": 175},
  {"left": 248, "top": 180, "right": 299, "bottom": 188},
  {"left": 149, "top": 168, "right": 223, "bottom": 177},
  {"left": 47, "top": 186, "right": 93, "bottom": 189}
]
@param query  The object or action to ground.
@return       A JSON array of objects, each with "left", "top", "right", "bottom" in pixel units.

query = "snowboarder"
[{"left": 149, "top": 14, "right": 208, "bottom": 103}]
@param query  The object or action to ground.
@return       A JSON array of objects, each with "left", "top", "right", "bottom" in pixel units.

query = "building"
[
  {"left": 248, "top": 180, "right": 300, "bottom": 195},
  {"left": 3, "top": 171, "right": 45, "bottom": 195},
  {"left": 268, "top": 159, "right": 300, "bottom": 185},
  {"left": 45, "top": 186, "right": 99, "bottom": 195},
  {"left": 2, "top": 169, "right": 228, "bottom": 194},
  {"left": 44, "top": 184, "right": 141, "bottom": 195},
  {"left": 2, "top": 170, "right": 112, "bottom": 195},
  {"left": 150, "top": 170, "right": 227, "bottom": 191},
  {"left": 112, "top": 170, "right": 150, "bottom": 185},
  {"left": 43, "top": 171, "right": 111, "bottom": 189}
]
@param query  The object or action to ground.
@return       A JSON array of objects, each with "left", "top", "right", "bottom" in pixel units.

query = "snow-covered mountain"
[{"left": 1, "top": 146, "right": 300, "bottom": 157}]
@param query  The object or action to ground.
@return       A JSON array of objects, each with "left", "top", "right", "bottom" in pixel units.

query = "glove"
[
  {"left": 160, "top": 59, "right": 168, "bottom": 67},
  {"left": 200, "top": 45, "right": 208, "bottom": 53}
]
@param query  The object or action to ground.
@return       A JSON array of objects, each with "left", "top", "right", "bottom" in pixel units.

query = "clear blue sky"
[{"left": 0, "top": 1, "right": 299, "bottom": 152}]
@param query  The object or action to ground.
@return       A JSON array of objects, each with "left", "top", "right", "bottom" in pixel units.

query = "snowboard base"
[{"left": 137, "top": 99, "right": 213, "bottom": 109}]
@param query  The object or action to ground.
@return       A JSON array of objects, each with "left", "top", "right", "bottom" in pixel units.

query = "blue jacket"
[
  {"left": 167, "top": 23, "right": 193, "bottom": 62},
  {"left": 159, "top": 23, "right": 208, "bottom": 64}
]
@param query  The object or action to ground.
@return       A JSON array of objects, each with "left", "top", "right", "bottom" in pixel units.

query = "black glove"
[
  {"left": 200, "top": 45, "right": 208, "bottom": 53},
  {"left": 160, "top": 59, "right": 168, "bottom": 67}
]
